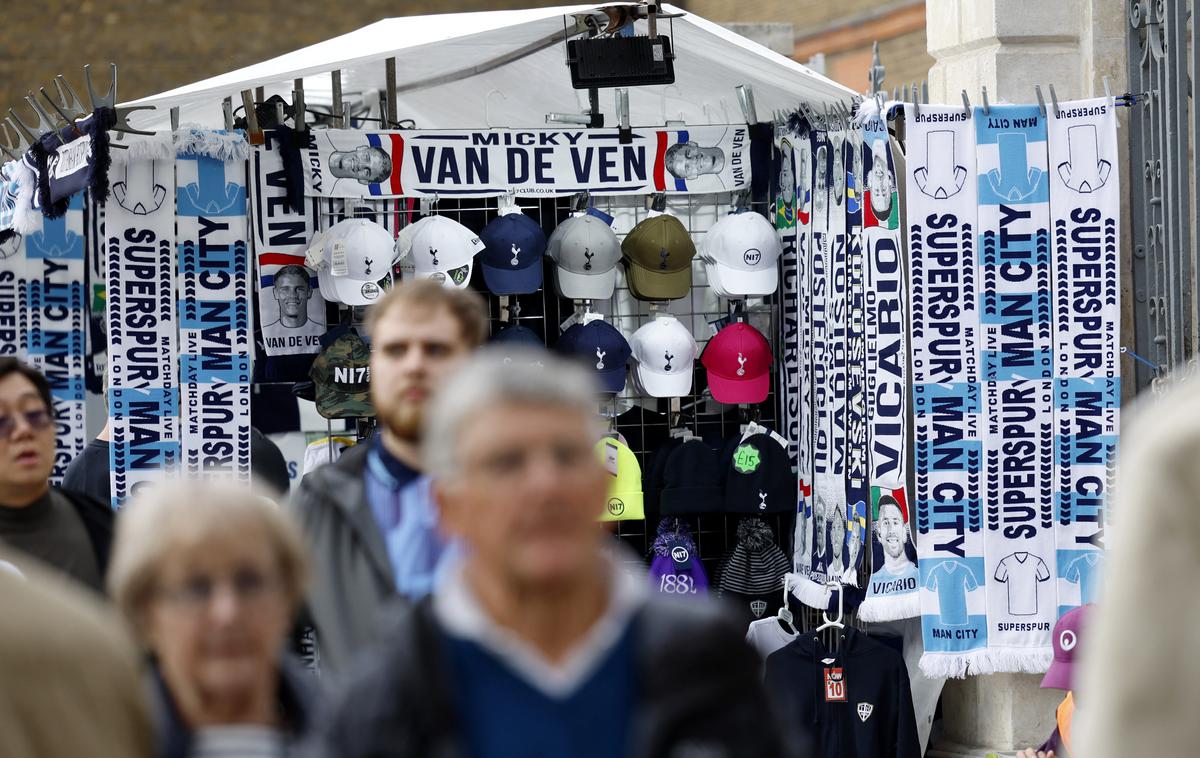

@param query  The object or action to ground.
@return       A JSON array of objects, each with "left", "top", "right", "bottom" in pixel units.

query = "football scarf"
[
  {"left": 906, "top": 105, "right": 988, "bottom": 677},
  {"left": 1048, "top": 98, "right": 1119, "bottom": 615},
  {"left": 843, "top": 131, "right": 869, "bottom": 586},
  {"left": 975, "top": 104, "right": 1056, "bottom": 672},
  {"left": 858, "top": 105, "right": 918, "bottom": 621},
  {"left": 250, "top": 130, "right": 324, "bottom": 357},
  {"left": 774, "top": 129, "right": 803, "bottom": 541},
  {"left": 0, "top": 218, "right": 22, "bottom": 359},
  {"left": 176, "top": 129, "right": 253, "bottom": 484},
  {"left": 105, "top": 153, "right": 179, "bottom": 509},
  {"left": 30, "top": 108, "right": 116, "bottom": 218},
  {"left": 23, "top": 194, "right": 87, "bottom": 483},
  {"left": 792, "top": 127, "right": 838, "bottom": 609}
]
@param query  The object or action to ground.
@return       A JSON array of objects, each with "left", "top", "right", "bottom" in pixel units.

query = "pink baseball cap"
[
  {"left": 1041, "top": 604, "right": 1091, "bottom": 690},
  {"left": 700, "top": 322, "right": 772, "bottom": 404}
]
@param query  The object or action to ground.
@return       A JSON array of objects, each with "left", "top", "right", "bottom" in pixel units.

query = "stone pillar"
[{"left": 922, "top": 0, "right": 1129, "bottom": 754}]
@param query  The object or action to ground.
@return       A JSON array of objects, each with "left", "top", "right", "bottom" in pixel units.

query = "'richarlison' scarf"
[
  {"left": 105, "top": 148, "right": 179, "bottom": 509},
  {"left": 175, "top": 127, "right": 253, "bottom": 485},
  {"left": 23, "top": 194, "right": 87, "bottom": 483},
  {"left": 907, "top": 104, "right": 988, "bottom": 678},
  {"left": 1048, "top": 98, "right": 1119, "bottom": 615},
  {"left": 975, "top": 104, "right": 1056, "bottom": 673},
  {"left": 858, "top": 103, "right": 918, "bottom": 621}
]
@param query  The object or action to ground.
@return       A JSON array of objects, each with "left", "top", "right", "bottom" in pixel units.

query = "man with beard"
[
  {"left": 291, "top": 280, "right": 488, "bottom": 673},
  {"left": 827, "top": 500, "right": 846, "bottom": 580},
  {"left": 872, "top": 495, "right": 917, "bottom": 582}
]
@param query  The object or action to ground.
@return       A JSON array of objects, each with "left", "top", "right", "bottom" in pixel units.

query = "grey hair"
[{"left": 423, "top": 346, "right": 603, "bottom": 482}]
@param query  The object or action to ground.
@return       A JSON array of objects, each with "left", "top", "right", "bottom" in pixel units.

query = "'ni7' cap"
[{"left": 621, "top": 213, "right": 697, "bottom": 301}]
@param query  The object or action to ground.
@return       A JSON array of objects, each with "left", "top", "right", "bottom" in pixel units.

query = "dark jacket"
[
  {"left": 57, "top": 485, "right": 115, "bottom": 575},
  {"left": 289, "top": 443, "right": 401, "bottom": 674},
  {"left": 764, "top": 626, "right": 919, "bottom": 758},
  {"left": 308, "top": 596, "right": 796, "bottom": 758},
  {"left": 150, "top": 656, "right": 320, "bottom": 758}
]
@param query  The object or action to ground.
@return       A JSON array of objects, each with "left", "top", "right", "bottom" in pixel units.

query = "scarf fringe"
[
  {"left": 10, "top": 160, "right": 39, "bottom": 234},
  {"left": 110, "top": 132, "right": 175, "bottom": 164},
  {"left": 90, "top": 108, "right": 116, "bottom": 205},
  {"left": 789, "top": 572, "right": 833, "bottom": 610},
  {"left": 918, "top": 650, "right": 989, "bottom": 680},
  {"left": 857, "top": 592, "right": 921, "bottom": 622},
  {"left": 173, "top": 125, "right": 249, "bottom": 162},
  {"left": 972, "top": 647, "right": 1054, "bottom": 676}
]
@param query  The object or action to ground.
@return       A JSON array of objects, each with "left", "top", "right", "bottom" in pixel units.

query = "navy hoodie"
[{"left": 764, "top": 626, "right": 919, "bottom": 758}]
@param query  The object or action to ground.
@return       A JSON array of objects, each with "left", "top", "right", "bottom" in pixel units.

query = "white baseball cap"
[
  {"left": 700, "top": 212, "right": 782, "bottom": 297},
  {"left": 547, "top": 213, "right": 622, "bottom": 300},
  {"left": 307, "top": 218, "right": 396, "bottom": 306},
  {"left": 629, "top": 315, "right": 699, "bottom": 397},
  {"left": 395, "top": 216, "right": 485, "bottom": 289}
]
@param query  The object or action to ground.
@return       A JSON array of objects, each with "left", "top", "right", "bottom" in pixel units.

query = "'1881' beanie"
[{"left": 649, "top": 518, "right": 708, "bottom": 597}]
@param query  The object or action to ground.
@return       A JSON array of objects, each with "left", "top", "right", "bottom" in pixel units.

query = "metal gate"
[{"left": 1127, "top": 0, "right": 1197, "bottom": 389}]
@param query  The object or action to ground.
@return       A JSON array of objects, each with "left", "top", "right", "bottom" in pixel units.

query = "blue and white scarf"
[
  {"left": 843, "top": 131, "right": 869, "bottom": 586},
  {"left": 1048, "top": 98, "right": 1119, "bottom": 615},
  {"left": 105, "top": 150, "right": 179, "bottom": 509},
  {"left": 975, "top": 104, "right": 1056, "bottom": 673},
  {"left": 23, "top": 194, "right": 87, "bottom": 483},
  {"left": 907, "top": 105, "right": 988, "bottom": 678},
  {"left": 176, "top": 128, "right": 253, "bottom": 484},
  {"left": 858, "top": 104, "right": 918, "bottom": 621}
]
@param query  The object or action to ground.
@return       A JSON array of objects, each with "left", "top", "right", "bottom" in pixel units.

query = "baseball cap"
[
  {"left": 700, "top": 211, "right": 782, "bottom": 297},
  {"left": 489, "top": 325, "right": 548, "bottom": 366},
  {"left": 556, "top": 318, "right": 631, "bottom": 394},
  {"left": 478, "top": 211, "right": 547, "bottom": 295},
  {"left": 660, "top": 439, "right": 724, "bottom": 514},
  {"left": 724, "top": 432, "right": 793, "bottom": 514},
  {"left": 1042, "top": 605, "right": 1091, "bottom": 690},
  {"left": 629, "top": 315, "right": 699, "bottom": 398},
  {"left": 308, "top": 330, "right": 374, "bottom": 420},
  {"left": 701, "top": 322, "right": 773, "bottom": 404},
  {"left": 596, "top": 436, "right": 644, "bottom": 521},
  {"left": 395, "top": 215, "right": 485, "bottom": 289},
  {"left": 621, "top": 213, "right": 697, "bottom": 301},
  {"left": 547, "top": 213, "right": 622, "bottom": 300},
  {"left": 308, "top": 219, "right": 396, "bottom": 306}
]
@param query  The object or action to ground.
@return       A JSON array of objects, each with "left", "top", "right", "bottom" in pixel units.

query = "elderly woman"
[{"left": 107, "top": 481, "right": 319, "bottom": 758}]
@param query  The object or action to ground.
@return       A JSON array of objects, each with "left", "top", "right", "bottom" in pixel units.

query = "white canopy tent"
[{"left": 127, "top": 4, "right": 855, "bottom": 132}]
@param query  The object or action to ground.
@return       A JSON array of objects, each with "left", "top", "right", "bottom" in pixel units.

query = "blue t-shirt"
[
  {"left": 365, "top": 436, "right": 452, "bottom": 599},
  {"left": 923, "top": 561, "right": 977, "bottom": 627},
  {"left": 442, "top": 625, "right": 637, "bottom": 758},
  {"left": 1065, "top": 552, "right": 1103, "bottom": 605}
]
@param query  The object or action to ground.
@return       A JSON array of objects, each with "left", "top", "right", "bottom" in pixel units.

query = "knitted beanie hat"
[
  {"left": 717, "top": 518, "right": 792, "bottom": 595},
  {"left": 648, "top": 518, "right": 709, "bottom": 597}
]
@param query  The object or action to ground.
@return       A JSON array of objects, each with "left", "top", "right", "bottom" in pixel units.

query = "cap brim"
[
  {"left": 593, "top": 364, "right": 627, "bottom": 394},
  {"left": 635, "top": 364, "right": 693, "bottom": 397},
  {"left": 707, "top": 370, "right": 770, "bottom": 404},
  {"left": 626, "top": 260, "right": 692, "bottom": 301},
  {"left": 555, "top": 265, "right": 616, "bottom": 300},
  {"left": 315, "top": 392, "right": 375, "bottom": 420},
  {"left": 481, "top": 261, "right": 542, "bottom": 295},
  {"left": 711, "top": 262, "right": 778, "bottom": 297},
  {"left": 1040, "top": 661, "right": 1073, "bottom": 690},
  {"left": 412, "top": 260, "right": 474, "bottom": 289},
  {"left": 323, "top": 270, "right": 393, "bottom": 306}
]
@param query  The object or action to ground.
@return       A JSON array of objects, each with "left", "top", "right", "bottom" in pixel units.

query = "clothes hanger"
[
  {"left": 814, "top": 581, "right": 846, "bottom": 634},
  {"left": 777, "top": 575, "right": 798, "bottom": 635}
]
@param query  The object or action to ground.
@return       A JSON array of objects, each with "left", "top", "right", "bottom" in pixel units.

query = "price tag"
[
  {"left": 604, "top": 439, "right": 619, "bottom": 476},
  {"left": 823, "top": 667, "right": 847, "bottom": 702},
  {"left": 330, "top": 240, "right": 349, "bottom": 277}
]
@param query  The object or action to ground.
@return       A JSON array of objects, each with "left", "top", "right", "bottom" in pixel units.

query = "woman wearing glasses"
[
  {"left": 107, "top": 480, "right": 320, "bottom": 758},
  {"left": 0, "top": 358, "right": 113, "bottom": 591}
]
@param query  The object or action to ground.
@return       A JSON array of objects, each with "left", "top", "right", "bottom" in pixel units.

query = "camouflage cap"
[{"left": 309, "top": 330, "right": 375, "bottom": 419}]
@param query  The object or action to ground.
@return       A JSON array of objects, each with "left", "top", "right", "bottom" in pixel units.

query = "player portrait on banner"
[
  {"left": 258, "top": 262, "right": 325, "bottom": 352},
  {"left": 264, "top": 265, "right": 318, "bottom": 330}
]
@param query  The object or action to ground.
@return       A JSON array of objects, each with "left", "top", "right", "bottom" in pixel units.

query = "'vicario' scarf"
[
  {"left": 907, "top": 104, "right": 988, "bottom": 678},
  {"left": 858, "top": 104, "right": 918, "bottom": 621},
  {"left": 1048, "top": 97, "right": 1119, "bottom": 616},
  {"left": 975, "top": 104, "right": 1056, "bottom": 673}
]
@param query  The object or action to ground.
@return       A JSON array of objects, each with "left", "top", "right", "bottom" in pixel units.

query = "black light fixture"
[{"left": 566, "top": 4, "right": 677, "bottom": 90}]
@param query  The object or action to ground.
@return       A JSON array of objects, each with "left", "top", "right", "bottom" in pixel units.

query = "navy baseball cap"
[
  {"left": 556, "top": 319, "right": 631, "bottom": 393},
  {"left": 478, "top": 211, "right": 547, "bottom": 295},
  {"left": 489, "top": 324, "right": 548, "bottom": 366}
]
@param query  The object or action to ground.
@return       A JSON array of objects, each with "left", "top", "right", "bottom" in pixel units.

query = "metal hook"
[
  {"left": 241, "top": 89, "right": 263, "bottom": 145},
  {"left": 1048, "top": 83, "right": 1060, "bottom": 114},
  {"left": 222, "top": 98, "right": 234, "bottom": 132},
  {"left": 37, "top": 88, "right": 78, "bottom": 133},
  {"left": 3, "top": 118, "right": 31, "bottom": 154},
  {"left": 1102, "top": 75, "right": 1112, "bottom": 104},
  {"left": 484, "top": 89, "right": 507, "bottom": 129},
  {"left": 83, "top": 62, "right": 118, "bottom": 110},
  {"left": 52, "top": 75, "right": 88, "bottom": 120},
  {"left": 981, "top": 86, "right": 991, "bottom": 116},
  {"left": 961, "top": 90, "right": 971, "bottom": 115},
  {"left": 7, "top": 108, "right": 39, "bottom": 144},
  {"left": 25, "top": 93, "right": 62, "bottom": 133},
  {"left": 1035, "top": 85, "right": 1047, "bottom": 117},
  {"left": 0, "top": 122, "right": 20, "bottom": 160},
  {"left": 292, "top": 79, "right": 306, "bottom": 133}
]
